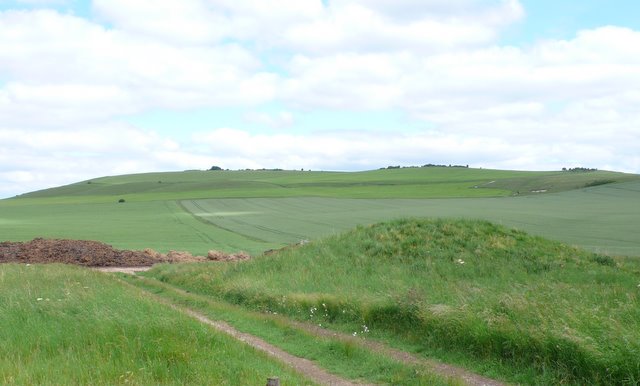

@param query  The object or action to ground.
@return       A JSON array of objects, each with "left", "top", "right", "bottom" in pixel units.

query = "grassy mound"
[{"left": 148, "top": 219, "right": 640, "bottom": 384}]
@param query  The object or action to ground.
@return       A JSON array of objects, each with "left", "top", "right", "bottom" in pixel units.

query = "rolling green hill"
[
  {"left": 14, "top": 167, "right": 637, "bottom": 202},
  {"left": 1, "top": 167, "right": 639, "bottom": 255}
]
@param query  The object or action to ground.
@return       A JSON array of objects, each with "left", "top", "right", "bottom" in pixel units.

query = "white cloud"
[
  {"left": 284, "top": 0, "right": 523, "bottom": 54},
  {"left": 193, "top": 126, "right": 634, "bottom": 174},
  {"left": 0, "top": 9, "right": 278, "bottom": 125},
  {"left": 0, "top": 2, "right": 639, "bottom": 197},
  {"left": 92, "top": 0, "right": 325, "bottom": 46},
  {"left": 0, "top": 124, "right": 217, "bottom": 197},
  {"left": 244, "top": 111, "right": 295, "bottom": 129}
]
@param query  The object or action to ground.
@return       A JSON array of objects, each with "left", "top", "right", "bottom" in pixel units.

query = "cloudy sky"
[{"left": 1, "top": 0, "right": 639, "bottom": 197}]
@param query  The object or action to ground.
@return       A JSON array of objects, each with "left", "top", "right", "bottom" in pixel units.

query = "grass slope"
[
  {"left": 0, "top": 264, "right": 312, "bottom": 385},
  {"left": 14, "top": 168, "right": 637, "bottom": 202},
  {"left": 147, "top": 219, "right": 640, "bottom": 385},
  {"left": 1, "top": 168, "right": 638, "bottom": 255}
]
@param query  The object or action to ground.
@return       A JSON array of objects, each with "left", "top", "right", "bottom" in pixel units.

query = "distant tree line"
[
  {"left": 562, "top": 167, "right": 598, "bottom": 172},
  {"left": 209, "top": 166, "right": 296, "bottom": 172},
  {"left": 380, "top": 164, "right": 469, "bottom": 170}
]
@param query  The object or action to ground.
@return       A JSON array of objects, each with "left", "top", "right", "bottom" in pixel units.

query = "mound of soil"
[
  {"left": 0, "top": 238, "right": 206, "bottom": 267},
  {"left": 207, "top": 250, "right": 251, "bottom": 262}
]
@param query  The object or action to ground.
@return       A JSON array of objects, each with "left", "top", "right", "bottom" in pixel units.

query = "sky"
[{"left": 1, "top": 0, "right": 639, "bottom": 198}]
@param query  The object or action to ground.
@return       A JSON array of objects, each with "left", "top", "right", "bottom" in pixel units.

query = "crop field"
[
  {"left": 181, "top": 180, "right": 640, "bottom": 256},
  {"left": 1, "top": 168, "right": 639, "bottom": 256},
  {"left": 14, "top": 167, "right": 637, "bottom": 202},
  {"left": 0, "top": 264, "right": 312, "bottom": 385},
  {"left": 0, "top": 200, "right": 231, "bottom": 254}
]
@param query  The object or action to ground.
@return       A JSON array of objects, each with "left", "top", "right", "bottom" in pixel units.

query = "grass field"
[
  {"left": 13, "top": 167, "right": 637, "bottom": 202},
  {"left": 146, "top": 218, "right": 640, "bottom": 385},
  {"left": 2, "top": 172, "right": 638, "bottom": 256},
  {"left": 181, "top": 180, "right": 640, "bottom": 256},
  {"left": 0, "top": 264, "right": 312, "bottom": 385}
]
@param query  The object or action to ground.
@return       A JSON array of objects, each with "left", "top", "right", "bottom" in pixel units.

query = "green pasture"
[
  {"left": 14, "top": 167, "right": 636, "bottom": 203},
  {"left": 147, "top": 218, "right": 640, "bottom": 385},
  {"left": 0, "top": 264, "right": 311, "bottom": 385},
  {"left": 0, "top": 200, "right": 250, "bottom": 254},
  {"left": 1, "top": 170, "right": 639, "bottom": 256},
  {"left": 180, "top": 180, "right": 640, "bottom": 256}
]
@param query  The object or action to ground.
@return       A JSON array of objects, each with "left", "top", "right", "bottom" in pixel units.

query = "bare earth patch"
[{"left": 0, "top": 238, "right": 252, "bottom": 267}]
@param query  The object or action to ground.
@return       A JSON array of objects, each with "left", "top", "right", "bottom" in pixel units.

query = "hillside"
[
  {"left": 1, "top": 167, "right": 639, "bottom": 256},
  {"left": 14, "top": 167, "right": 638, "bottom": 202},
  {"left": 146, "top": 218, "right": 640, "bottom": 385}
]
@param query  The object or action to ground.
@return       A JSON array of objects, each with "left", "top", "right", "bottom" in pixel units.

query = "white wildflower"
[{"left": 36, "top": 298, "right": 43, "bottom": 301}]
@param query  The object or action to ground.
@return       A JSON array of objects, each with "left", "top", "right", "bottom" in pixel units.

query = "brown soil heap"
[
  {"left": 0, "top": 238, "right": 206, "bottom": 267},
  {"left": 207, "top": 250, "right": 251, "bottom": 261}
]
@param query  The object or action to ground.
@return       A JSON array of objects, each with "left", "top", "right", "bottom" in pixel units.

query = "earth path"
[
  {"left": 113, "top": 272, "right": 506, "bottom": 386},
  {"left": 119, "top": 275, "right": 367, "bottom": 386},
  {"left": 182, "top": 307, "right": 367, "bottom": 386}
]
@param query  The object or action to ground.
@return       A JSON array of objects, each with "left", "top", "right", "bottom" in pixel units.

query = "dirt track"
[{"left": 130, "top": 280, "right": 506, "bottom": 386}]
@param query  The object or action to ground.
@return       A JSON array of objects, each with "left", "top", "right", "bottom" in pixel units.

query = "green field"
[
  {"left": 14, "top": 167, "right": 637, "bottom": 202},
  {"left": 180, "top": 180, "right": 640, "bottom": 256},
  {"left": 0, "top": 264, "right": 312, "bottom": 385},
  {"left": 2, "top": 168, "right": 639, "bottom": 256}
]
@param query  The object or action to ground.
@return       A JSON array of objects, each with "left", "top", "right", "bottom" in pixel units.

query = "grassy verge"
[
  {"left": 0, "top": 264, "right": 312, "bottom": 385},
  {"left": 146, "top": 219, "right": 640, "bottom": 385},
  {"left": 121, "top": 274, "right": 457, "bottom": 385}
]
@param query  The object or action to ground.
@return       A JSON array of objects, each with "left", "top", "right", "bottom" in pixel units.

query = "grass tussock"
[{"left": 148, "top": 218, "right": 640, "bottom": 385}]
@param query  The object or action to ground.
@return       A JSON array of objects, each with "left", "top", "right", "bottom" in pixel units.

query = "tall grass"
[
  {"left": 147, "top": 219, "right": 640, "bottom": 384},
  {"left": 0, "top": 264, "right": 312, "bottom": 385},
  {"left": 124, "top": 274, "right": 455, "bottom": 386}
]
